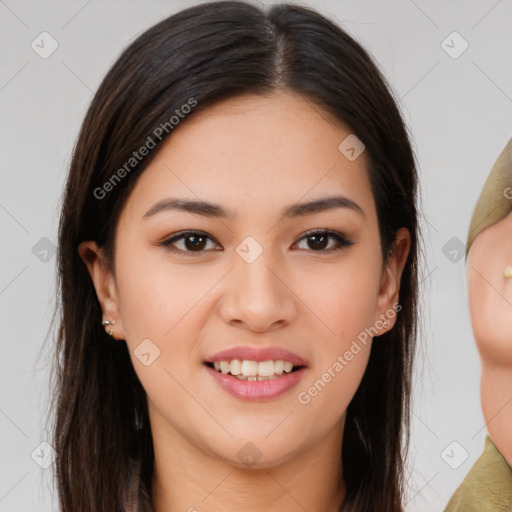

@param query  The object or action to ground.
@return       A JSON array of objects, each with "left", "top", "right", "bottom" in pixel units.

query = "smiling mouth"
[{"left": 204, "top": 360, "right": 305, "bottom": 381}]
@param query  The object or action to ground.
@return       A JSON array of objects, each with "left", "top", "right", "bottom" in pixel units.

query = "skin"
[
  {"left": 79, "top": 90, "right": 410, "bottom": 511},
  {"left": 466, "top": 210, "right": 512, "bottom": 467}
]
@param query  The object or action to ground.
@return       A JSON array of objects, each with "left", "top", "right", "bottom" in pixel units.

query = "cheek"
[
  {"left": 469, "top": 267, "right": 512, "bottom": 365},
  {"left": 303, "top": 258, "right": 381, "bottom": 342},
  {"left": 115, "top": 243, "right": 207, "bottom": 340},
  {"left": 114, "top": 254, "right": 212, "bottom": 434},
  {"left": 295, "top": 324, "right": 372, "bottom": 432},
  {"left": 293, "top": 260, "right": 379, "bottom": 410}
]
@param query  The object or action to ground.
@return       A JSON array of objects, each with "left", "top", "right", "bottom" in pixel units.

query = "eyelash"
[{"left": 159, "top": 229, "right": 353, "bottom": 256}]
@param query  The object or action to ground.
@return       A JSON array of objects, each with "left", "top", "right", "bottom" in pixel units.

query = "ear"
[
  {"left": 78, "top": 241, "right": 125, "bottom": 340},
  {"left": 373, "top": 227, "right": 410, "bottom": 334}
]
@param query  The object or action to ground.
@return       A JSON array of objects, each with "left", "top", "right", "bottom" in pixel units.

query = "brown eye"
[
  {"left": 294, "top": 230, "right": 353, "bottom": 252},
  {"left": 307, "top": 233, "right": 329, "bottom": 250},
  {"left": 182, "top": 234, "right": 207, "bottom": 251},
  {"left": 160, "top": 231, "right": 221, "bottom": 255}
]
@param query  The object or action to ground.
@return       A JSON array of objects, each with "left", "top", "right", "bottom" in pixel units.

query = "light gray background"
[{"left": 1, "top": 0, "right": 511, "bottom": 510}]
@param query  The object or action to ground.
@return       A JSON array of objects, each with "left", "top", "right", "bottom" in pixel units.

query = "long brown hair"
[{"left": 46, "top": 2, "right": 419, "bottom": 510}]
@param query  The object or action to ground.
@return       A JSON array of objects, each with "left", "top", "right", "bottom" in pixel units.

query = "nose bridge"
[
  {"left": 235, "top": 236, "right": 284, "bottom": 303},
  {"left": 221, "top": 234, "right": 295, "bottom": 329}
]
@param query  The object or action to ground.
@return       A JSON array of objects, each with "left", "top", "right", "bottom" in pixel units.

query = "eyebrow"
[{"left": 142, "top": 195, "right": 365, "bottom": 220}]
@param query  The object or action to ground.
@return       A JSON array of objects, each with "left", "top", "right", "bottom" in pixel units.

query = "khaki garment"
[
  {"left": 466, "top": 138, "right": 512, "bottom": 256},
  {"left": 444, "top": 436, "right": 512, "bottom": 511}
]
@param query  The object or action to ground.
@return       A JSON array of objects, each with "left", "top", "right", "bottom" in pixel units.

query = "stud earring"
[
  {"left": 505, "top": 266, "right": 512, "bottom": 279},
  {"left": 101, "top": 319, "right": 116, "bottom": 337}
]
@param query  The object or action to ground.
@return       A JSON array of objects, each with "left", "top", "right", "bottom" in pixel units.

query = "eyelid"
[{"left": 158, "top": 228, "right": 354, "bottom": 255}]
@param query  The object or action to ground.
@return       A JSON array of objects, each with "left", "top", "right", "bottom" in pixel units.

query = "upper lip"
[{"left": 204, "top": 346, "right": 308, "bottom": 367}]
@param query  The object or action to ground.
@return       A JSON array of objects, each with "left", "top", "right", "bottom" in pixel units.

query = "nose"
[{"left": 218, "top": 251, "right": 297, "bottom": 333}]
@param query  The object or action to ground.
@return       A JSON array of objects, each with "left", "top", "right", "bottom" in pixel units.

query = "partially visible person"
[{"left": 444, "top": 138, "right": 512, "bottom": 511}]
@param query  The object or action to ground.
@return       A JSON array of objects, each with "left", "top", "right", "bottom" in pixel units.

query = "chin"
[{"left": 211, "top": 436, "right": 302, "bottom": 470}]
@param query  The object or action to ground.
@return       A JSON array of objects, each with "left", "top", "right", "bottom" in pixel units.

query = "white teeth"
[
  {"left": 257, "top": 360, "right": 275, "bottom": 377},
  {"left": 230, "top": 359, "right": 242, "bottom": 375},
  {"left": 209, "top": 359, "right": 300, "bottom": 378},
  {"left": 241, "top": 360, "right": 258, "bottom": 377}
]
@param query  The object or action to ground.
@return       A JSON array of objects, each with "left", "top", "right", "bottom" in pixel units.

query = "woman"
[
  {"left": 48, "top": 2, "right": 419, "bottom": 510},
  {"left": 444, "top": 138, "right": 512, "bottom": 511}
]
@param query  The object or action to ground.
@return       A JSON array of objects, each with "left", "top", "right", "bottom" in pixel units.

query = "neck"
[{"left": 149, "top": 414, "right": 347, "bottom": 512}]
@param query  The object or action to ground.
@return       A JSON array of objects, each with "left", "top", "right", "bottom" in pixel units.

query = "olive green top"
[
  {"left": 466, "top": 138, "right": 512, "bottom": 258},
  {"left": 443, "top": 436, "right": 512, "bottom": 511}
]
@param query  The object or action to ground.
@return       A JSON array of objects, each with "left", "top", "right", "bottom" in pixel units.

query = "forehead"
[{"left": 121, "top": 91, "right": 376, "bottom": 222}]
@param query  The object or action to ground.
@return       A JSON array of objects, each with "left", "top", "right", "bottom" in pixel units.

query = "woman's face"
[
  {"left": 467, "top": 210, "right": 512, "bottom": 366},
  {"left": 80, "top": 91, "right": 409, "bottom": 468}
]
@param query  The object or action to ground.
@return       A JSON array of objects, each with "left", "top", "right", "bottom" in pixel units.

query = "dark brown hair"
[{"left": 47, "top": 1, "right": 419, "bottom": 510}]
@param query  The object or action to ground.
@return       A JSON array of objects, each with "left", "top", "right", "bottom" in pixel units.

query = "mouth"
[
  {"left": 204, "top": 359, "right": 306, "bottom": 381},
  {"left": 203, "top": 346, "right": 309, "bottom": 400},
  {"left": 203, "top": 360, "right": 307, "bottom": 401}
]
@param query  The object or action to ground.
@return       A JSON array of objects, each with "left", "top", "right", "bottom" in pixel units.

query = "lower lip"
[{"left": 204, "top": 365, "right": 307, "bottom": 401}]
